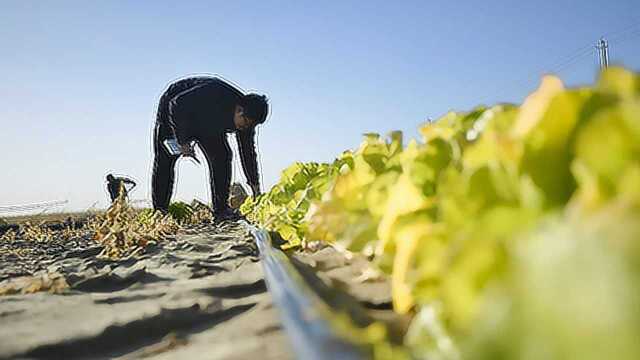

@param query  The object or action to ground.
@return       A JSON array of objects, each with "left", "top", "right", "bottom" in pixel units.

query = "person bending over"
[
  {"left": 106, "top": 174, "right": 137, "bottom": 202},
  {"left": 152, "top": 76, "right": 268, "bottom": 218}
]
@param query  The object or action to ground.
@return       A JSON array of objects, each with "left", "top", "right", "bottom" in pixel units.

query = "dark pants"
[
  {"left": 108, "top": 183, "right": 127, "bottom": 202},
  {"left": 152, "top": 122, "right": 232, "bottom": 214}
]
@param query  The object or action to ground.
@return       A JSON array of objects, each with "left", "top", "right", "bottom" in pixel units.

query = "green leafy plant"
[
  {"left": 168, "top": 201, "right": 194, "bottom": 223},
  {"left": 241, "top": 160, "right": 347, "bottom": 248},
  {"left": 241, "top": 67, "right": 640, "bottom": 359}
]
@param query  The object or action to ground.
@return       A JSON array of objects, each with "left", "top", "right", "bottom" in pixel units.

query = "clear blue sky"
[{"left": 1, "top": 1, "right": 639, "bottom": 213}]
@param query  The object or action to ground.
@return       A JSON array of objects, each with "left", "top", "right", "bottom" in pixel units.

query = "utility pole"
[{"left": 596, "top": 37, "right": 609, "bottom": 70}]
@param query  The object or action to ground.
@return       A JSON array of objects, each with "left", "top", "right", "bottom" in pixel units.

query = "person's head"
[
  {"left": 106, "top": 174, "right": 115, "bottom": 182},
  {"left": 234, "top": 93, "right": 269, "bottom": 130}
]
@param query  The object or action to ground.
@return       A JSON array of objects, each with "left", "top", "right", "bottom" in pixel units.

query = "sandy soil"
[
  {"left": 0, "top": 221, "right": 292, "bottom": 360},
  {"left": 292, "top": 246, "right": 409, "bottom": 345}
]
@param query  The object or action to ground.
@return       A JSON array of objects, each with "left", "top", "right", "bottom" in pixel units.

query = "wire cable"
[
  {"left": 0, "top": 200, "right": 68, "bottom": 211},
  {"left": 489, "top": 45, "right": 595, "bottom": 104},
  {"left": 0, "top": 200, "right": 68, "bottom": 215},
  {"left": 609, "top": 28, "right": 640, "bottom": 45},
  {"left": 488, "top": 19, "right": 640, "bottom": 104},
  {"left": 552, "top": 47, "right": 596, "bottom": 74},
  {"left": 605, "top": 19, "right": 640, "bottom": 43}
]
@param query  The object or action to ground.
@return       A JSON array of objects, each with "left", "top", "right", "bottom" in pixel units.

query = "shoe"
[{"left": 213, "top": 208, "right": 243, "bottom": 222}]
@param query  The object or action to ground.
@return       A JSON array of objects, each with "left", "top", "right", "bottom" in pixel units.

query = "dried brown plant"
[
  {"left": 0, "top": 229, "right": 17, "bottom": 242},
  {"left": 183, "top": 200, "right": 213, "bottom": 225},
  {"left": 92, "top": 195, "right": 179, "bottom": 259},
  {"left": 0, "top": 272, "right": 69, "bottom": 296}
]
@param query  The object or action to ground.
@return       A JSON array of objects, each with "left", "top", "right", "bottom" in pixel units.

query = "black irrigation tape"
[{"left": 245, "top": 223, "right": 365, "bottom": 360}]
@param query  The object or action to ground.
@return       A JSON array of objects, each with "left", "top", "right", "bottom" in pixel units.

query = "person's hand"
[
  {"left": 180, "top": 143, "right": 195, "bottom": 157},
  {"left": 250, "top": 184, "right": 261, "bottom": 197},
  {"left": 180, "top": 143, "right": 201, "bottom": 164}
]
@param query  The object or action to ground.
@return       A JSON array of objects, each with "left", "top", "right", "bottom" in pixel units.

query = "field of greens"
[{"left": 241, "top": 67, "right": 640, "bottom": 359}]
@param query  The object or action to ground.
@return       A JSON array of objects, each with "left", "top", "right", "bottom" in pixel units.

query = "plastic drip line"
[{"left": 243, "top": 222, "right": 365, "bottom": 360}]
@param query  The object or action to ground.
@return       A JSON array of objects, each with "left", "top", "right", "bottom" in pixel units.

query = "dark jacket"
[
  {"left": 161, "top": 77, "right": 260, "bottom": 187},
  {"left": 107, "top": 177, "right": 136, "bottom": 202}
]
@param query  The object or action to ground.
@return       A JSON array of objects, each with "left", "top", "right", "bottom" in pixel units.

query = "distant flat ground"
[
  {"left": 0, "top": 221, "right": 292, "bottom": 360},
  {"left": 1, "top": 210, "right": 112, "bottom": 226}
]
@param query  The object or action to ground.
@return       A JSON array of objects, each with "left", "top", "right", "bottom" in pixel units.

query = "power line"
[
  {"left": 608, "top": 28, "right": 640, "bottom": 46},
  {"left": 544, "top": 43, "right": 596, "bottom": 72},
  {"left": 490, "top": 45, "right": 595, "bottom": 103},
  {"left": 550, "top": 47, "right": 596, "bottom": 73},
  {"left": 488, "top": 19, "right": 640, "bottom": 104},
  {"left": 604, "top": 19, "right": 640, "bottom": 43},
  {"left": 557, "top": 52, "right": 596, "bottom": 78}
]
